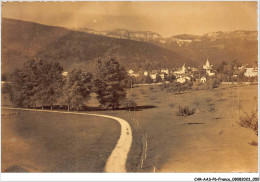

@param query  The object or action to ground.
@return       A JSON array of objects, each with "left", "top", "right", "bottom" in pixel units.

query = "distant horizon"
[
  {"left": 2, "top": 1, "right": 257, "bottom": 37},
  {"left": 2, "top": 17, "right": 258, "bottom": 38}
]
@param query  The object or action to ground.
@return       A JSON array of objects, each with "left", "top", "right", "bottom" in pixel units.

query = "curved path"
[{"left": 2, "top": 107, "right": 132, "bottom": 173}]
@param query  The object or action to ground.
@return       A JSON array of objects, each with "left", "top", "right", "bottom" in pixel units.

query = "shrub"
[
  {"left": 149, "top": 86, "right": 154, "bottom": 90},
  {"left": 211, "top": 78, "right": 221, "bottom": 88},
  {"left": 140, "top": 89, "right": 145, "bottom": 95},
  {"left": 169, "top": 103, "right": 175, "bottom": 108},
  {"left": 155, "top": 74, "right": 162, "bottom": 83},
  {"left": 130, "top": 93, "right": 138, "bottom": 98},
  {"left": 176, "top": 105, "right": 196, "bottom": 117},
  {"left": 150, "top": 96, "right": 157, "bottom": 101},
  {"left": 167, "top": 81, "right": 193, "bottom": 94},
  {"left": 206, "top": 97, "right": 212, "bottom": 103},
  {"left": 160, "top": 82, "right": 168, "bottom": 91},
  {"left": 1, "top": 83, "right": 11, "bottom": 94},
  {"left": 215, "top": 92, "right": 224, "bottom": 101},
  {"left": 120, "top": 98, "right": 137, "bottom": 110},
  {"left": 239, "top": 110, "right": 258, "bottom": 136},
  {"left": 208, "top": 105, "right": 216, "bottom": 113},
  {"left": 143, "top": 75, "right": 153, "bottom": 84},
  {"left": 193, "top": 100, "right": 199, "bottom": 108}
]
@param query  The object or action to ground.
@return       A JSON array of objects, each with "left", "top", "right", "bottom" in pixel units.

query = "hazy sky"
[{"left": 2, "top": 1, "right": 258, "bottom": 37}]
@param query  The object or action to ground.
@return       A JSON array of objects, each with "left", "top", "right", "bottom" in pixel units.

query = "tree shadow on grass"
[
  {"left": 4, "top": 165, "right": 28, "bottom": 172},
  {"left": 36, "top": 105, "right": 157, "bottom": 112},
  {"left": 83, "top": 105, "right": 157, "bottom": 112},
  {"left": 187, "top": 122, "right": 205, "bottom": 125}
]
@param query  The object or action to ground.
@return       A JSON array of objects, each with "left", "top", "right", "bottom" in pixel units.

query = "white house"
[
  {"left": 174, "top": 63, "right": 187, "bottom": 75},
  {"left": 185, "top": 76, "right": 191, "bottom": 81},
  {"left": 161, "top": 69, "right": 169, "bottom": 75},
  {"left": 128, "top": 70, "right": 134, "bottom": 74},
  {"left": 244, "top": 67, "right": 258, "bottom": 77},
  {"left": 160, "top": 73, "right": 166, "bottom": 80},
  {"left": 128, "top": 70, "right": 140, "bottom": 77},
  {"left": 200, "top": 77, "right": 206, "bottom": 83},
  {"left": 191, "top": 67, "right": 198, "bottom": 72},
  {"left": 62, "top": 71, "right": 68, "bottom": 76},
  {"left": 150, "top": 73, "right": 158, "bottom": 80},
  {"left": 207, "top": 70, "right": 215, "bottom": 76},
  {"left": 131, "top": 73, "right": 140, "bottom": 77},
  {"left": 176, "top": 77, "right": 186, "bottom": 83},
  {"left": 144, "top": 71, "right": 148, "bottom": 76}
]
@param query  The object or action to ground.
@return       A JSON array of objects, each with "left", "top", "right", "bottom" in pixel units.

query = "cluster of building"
[
  {"left": 240, "top": 66, "right": 258, "bottom": 77},
  {"left": 127, "top": 58, "right": 258, "bottom": 84},
  {"left": 59, "top": 59, "right": 258, "bottom": 84},
  {"left": 128, "top": 58, "right": 216, "bottom": 83}
]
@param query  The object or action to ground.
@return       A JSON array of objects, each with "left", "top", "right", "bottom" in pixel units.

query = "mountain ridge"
[
  {"left": 1, "top": 18, "right": 258, "bottom": 74},
  {"left": 77, "top": 26, "right": 257, "bottom": 45},
  {"left": 1, "top": 18, "right": 189, "bottom": 74}
]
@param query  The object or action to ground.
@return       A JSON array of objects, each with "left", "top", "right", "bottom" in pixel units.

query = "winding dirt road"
[{"left": 2, "top": 107, "right": 132, "bottom": 173}]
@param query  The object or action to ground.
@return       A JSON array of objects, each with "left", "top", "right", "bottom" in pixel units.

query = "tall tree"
[
  {"left": 155, "top": 74, "right": 162, "bottom": 83},
  {"left": 62, "top": 68, "right": 93, "bottom": 111},
  {"left": 9, "top": 60, "right": 41, "bottom": 107},
  {"left": 9, "top": 59, "right": 64, "bottom": 109},
  {"left": 35, "top": 60, "right": 64, "bottom": 109},
  {"left": 95, "top": 58, "right": 127, "bottom": 109}
]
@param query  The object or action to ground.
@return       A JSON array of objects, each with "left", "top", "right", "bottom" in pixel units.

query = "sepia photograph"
[{"left": 1, "top": 0, "right": 258, "bottom": 177}]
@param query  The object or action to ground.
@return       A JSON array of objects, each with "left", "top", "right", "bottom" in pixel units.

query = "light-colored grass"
[
  {"left": 100, "top": 84, "right": 258, "bottom": 172},
  {"left": 2, "top": 84, "right": 258, "bottom": 172},
  {"left": 1, "top": 109, "right": 120, "bottom": 172}
]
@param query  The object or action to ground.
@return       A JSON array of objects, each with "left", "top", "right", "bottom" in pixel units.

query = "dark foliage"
[
  {"left": 120, "top": 98, "right": 137, "bottom": 110},
  {"left": 94, "top": 58, "right": 127, "bottom": 109},
  {"left": 9, "top": 60, "right": 64, "bottom": 108},
  {"left": 239, "top": 110, "right": 258, "bottom": 136},
  {"left": 176, "top": 105, "right": 196, "bottom": 117},
  {"left": 62, "top": 68, "right": 93, "bottom": 111},
  {"left": 166, "top": 81, "right": 193, "bottom": 94}
]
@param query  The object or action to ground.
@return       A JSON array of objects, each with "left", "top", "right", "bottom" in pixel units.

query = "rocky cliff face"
[
  {"left": 76, "top": 26, "right": 257, "bottom": 66},
  {"left": 78, "top": 27, "right": 257, "bottom": 48},
  {"left": 202, "top": 31, "right": 257, "bottom": 40},
  {"left": 78, "top": 28, "right": 162, "bottom": 42}
]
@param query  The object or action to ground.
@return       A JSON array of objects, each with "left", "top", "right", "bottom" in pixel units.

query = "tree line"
[{"left": 7, "top": 58, "right": 129, "bottom": 111}]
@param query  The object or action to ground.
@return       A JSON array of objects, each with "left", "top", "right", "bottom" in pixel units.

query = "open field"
[
  {"left": 1, "top": 109, "right": 120, "bottom": 172},
  {"left": 90, "top": 84, "right": 258, "bottom": 172},
  {"left": 1, "top": 84, "right": 258, "bottom": 173}
]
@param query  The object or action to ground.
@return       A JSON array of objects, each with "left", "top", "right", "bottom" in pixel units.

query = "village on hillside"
[
  {"left": 1, "top": 1, "right": 258, "bottom": 179},
  {"left": 126, "top": 58, "right": 258, "bottom": 85}
]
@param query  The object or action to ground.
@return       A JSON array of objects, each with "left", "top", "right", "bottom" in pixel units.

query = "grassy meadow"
[
  {"left": 92, "top": 84, "right": 258, "bottom": 172},
  {"left": 1, "top": 83, "right": 258, "bottom": 172},
  {"left": 1, "top": 109, "right": 120, "bottom": 172}
]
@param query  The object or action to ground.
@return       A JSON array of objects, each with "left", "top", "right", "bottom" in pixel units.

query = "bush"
[
  {"left": 193, "top": 100, "right": 199, "bottom": 108},
  {"left": 206, "top": 97, "right": 212, "bottom": 103},
  {"left": 130, "top": 93, "right": 138, "bottom": 98},
  {"left": 159, "top": 81, "right": 170, "bottom": 91},
  {"left": 239, "top": 110, "right": 258, "bottom": 136},
  {"left": 120, "top": 99, "right": 137, "bottom": 110},
  {"left": 167, "top": 81, "right": 193, "bottom": 94},
  {"left": 215, "top": 92, "right": 224, "bottom": 101},
  {"left": 208, "top": 105, "right": 216, "bottom": 113},
  {"left": 211, "top": 78, "right": 221, "bottom": 88},
  {"left": 1, "top": 83, "right": 11, "bottom": 94},
  {"left": 140, "top": 89, "right": 146, "bottom": 95},
  {"left": 149, "top": 86, "right": 154, "bottom": 90},
  {"left": 169, "top": 103, "right": 175, "bottom": 108},
  {"left": 176, "top": 105, "right": 196, "bottom": 117},
  {"left": 143, "top": 75, "right": 153, "bottom": 84}
]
